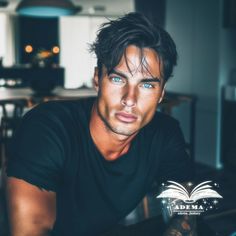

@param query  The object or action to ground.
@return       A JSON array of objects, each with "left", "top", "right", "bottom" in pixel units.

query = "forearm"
[
  {"left": 162, "top": 215, "right": 197, "bottom": 236},
  {"left": 9, "top": 226, "right": 52, "bottom": 236},
  {"left": 6, "top": 177, "right": 56, "bottom": 236},
  {"left": 8, "top": 208, "right": 53, "bottom": 236}
]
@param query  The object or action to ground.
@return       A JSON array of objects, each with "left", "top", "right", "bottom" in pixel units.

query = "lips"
[{"left": 115, "top": 112, "right": 138, "bottom": 123}]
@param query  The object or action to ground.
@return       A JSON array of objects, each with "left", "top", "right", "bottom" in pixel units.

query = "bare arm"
[
  {"left": 160, "top": 182, "right": 197, "bottom": 236},
  {"left": 6, "top": 177, "right": 56, "bottom": 236},
  {"left": 162, "top": 215, "right": 197, "bottom": 236}
]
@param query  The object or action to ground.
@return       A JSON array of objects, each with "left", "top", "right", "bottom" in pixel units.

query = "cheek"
[
  {"left": 138, "top": 91, "right": 160, "bottom": 107},
  {"left": 138, "top": 93, "right": 160, "bottom": 118},
  {"left": 98, "top": 85, "right": 122, "bottom": 112},
  {"left": 102, "top": 84, "right": 123, "bottom": 103}
]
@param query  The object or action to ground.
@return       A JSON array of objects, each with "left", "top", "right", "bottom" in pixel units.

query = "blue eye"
[
  {"left": 111, "top": 76, "right": 123, "bottom": 84},
  {"left": 142, "top": 83, "right": 154, "bottom": 89}
]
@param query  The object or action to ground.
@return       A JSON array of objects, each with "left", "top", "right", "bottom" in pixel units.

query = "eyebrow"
[{"left": 109, "top": 69, "right": 162, "bottom": 83}]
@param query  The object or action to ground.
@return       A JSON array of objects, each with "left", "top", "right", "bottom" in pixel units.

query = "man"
[{"left": 6, "top": 13, "right": 196, "bottom": 236}]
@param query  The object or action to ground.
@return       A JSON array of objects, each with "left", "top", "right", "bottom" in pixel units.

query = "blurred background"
[{"left": 0, "top": 0, "right": 236, "bottom": 235}]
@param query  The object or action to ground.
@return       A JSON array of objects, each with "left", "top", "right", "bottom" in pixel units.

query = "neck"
[{"left": 89, "top": 101, "right": 137, "bottom": 161}]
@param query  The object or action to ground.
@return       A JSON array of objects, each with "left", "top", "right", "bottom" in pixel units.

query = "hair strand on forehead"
[{"left": 89, "top": 12, "right": 177, "bottom": 83}]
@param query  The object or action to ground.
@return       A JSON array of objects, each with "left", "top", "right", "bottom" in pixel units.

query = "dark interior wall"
[
  {"left": 223, "top": 0, "right": 236, "bottom": 28},
  {"left": 135, "top": 0, "right": 166, "bottom": 27}
]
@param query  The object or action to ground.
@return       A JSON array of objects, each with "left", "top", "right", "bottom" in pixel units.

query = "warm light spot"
[
  {"left": 52, "top": 46, "right": 60, "bottom": 54},
  {"left": 25, "top": 45, "right": 33, "bottom": 53},
  {"left": 40, "top": 51, "right": 52, "bottom": 58}
]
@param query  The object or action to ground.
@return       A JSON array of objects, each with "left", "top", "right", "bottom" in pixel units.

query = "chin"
[
  {"left": 110, "top": 126, "right": 138, "bottom": 136},
  {"left": 108, "top": 120, "right": 140, "bottom": 136}
]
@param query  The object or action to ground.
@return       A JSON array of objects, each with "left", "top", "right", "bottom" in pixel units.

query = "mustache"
[{"left": 117, "top": 107, "right": 139, "bottom": 116}]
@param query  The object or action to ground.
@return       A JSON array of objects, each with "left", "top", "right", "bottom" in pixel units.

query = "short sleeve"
[
  {"left": 7, "top": 105, "right": 65, "bottom": 192},
  {"left": 155, "top": 120, "right": 195, "bottom": 185}
]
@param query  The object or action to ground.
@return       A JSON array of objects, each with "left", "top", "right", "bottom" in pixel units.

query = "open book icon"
[{"left": 156, "top": 181, "right": 223, "bottom": 203}]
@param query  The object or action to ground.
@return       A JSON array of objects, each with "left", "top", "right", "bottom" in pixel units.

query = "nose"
[{"left": 121, "top": 85, "right": 137, "bottom": 108}]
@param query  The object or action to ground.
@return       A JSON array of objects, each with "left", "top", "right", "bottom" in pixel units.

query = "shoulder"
[
  {"left": 23, "top": 97, "right": 94, "bottom": 125},
  {"left": 141, "top": 111, "right": 184, "bottom": 148},
  {"left": 147, "top": 111, "right": 179, "bottom": 131},
  {"left": 26, "top": 100, "right": 78, "bottom": 118},
  {"left": 12, "top": 98, "right": 93, "bottom": 149}
]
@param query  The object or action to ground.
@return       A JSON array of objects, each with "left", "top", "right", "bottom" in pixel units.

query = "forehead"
[{"left": 115, "top": 45, "right": 162, "bottom": 77}]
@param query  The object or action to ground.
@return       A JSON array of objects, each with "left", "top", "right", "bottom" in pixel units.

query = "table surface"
[{"left": 0, "top": 87, "right": 97, "bottom": 101}]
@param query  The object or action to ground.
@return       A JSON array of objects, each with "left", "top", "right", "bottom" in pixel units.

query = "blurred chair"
[{"left": 0, "top": 98, "right": 30, "bottom": 188}]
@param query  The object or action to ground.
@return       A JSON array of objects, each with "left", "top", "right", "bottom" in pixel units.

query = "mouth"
[{"left": 115, "top": 112, "right": 138, "bottom": 123}]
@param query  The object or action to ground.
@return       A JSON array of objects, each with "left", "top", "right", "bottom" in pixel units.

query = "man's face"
[{"left": 94, "top": 45, "right": 165, "bottom": 137}]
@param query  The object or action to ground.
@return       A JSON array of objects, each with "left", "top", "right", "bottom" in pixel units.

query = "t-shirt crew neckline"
[{"left": 85, "top": 98, "right": 139, "bottom": 165}]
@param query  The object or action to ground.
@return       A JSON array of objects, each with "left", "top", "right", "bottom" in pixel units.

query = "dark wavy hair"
[{"left": 90, "top": 12, "right": 177, "bottom": 83}]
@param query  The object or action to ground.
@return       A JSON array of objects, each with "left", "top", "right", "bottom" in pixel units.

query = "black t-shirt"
[{"left": 7, "top": 97, "right": 194, "bottom": 236}]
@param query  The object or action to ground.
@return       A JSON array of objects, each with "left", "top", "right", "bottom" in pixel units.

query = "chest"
[{"left": 55, "top": 130, "right": 163, "bottom": 235}]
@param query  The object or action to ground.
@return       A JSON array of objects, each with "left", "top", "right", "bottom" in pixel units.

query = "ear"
[
  {"left": 93, "top": 67, "right": 99, "bottom": 92},
  {"left": 158, "top": 84, "right": 166, "bottom": 104}
]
